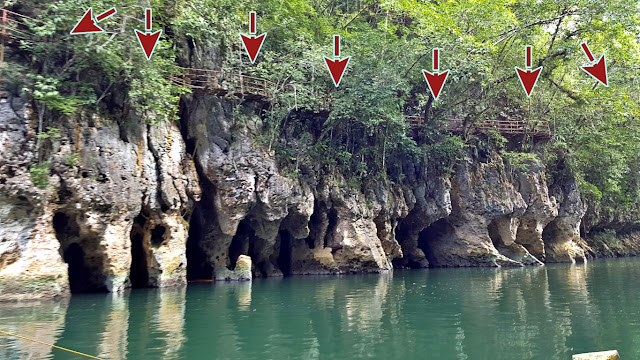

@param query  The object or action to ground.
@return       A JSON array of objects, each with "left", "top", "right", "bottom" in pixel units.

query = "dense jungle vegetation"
[{"left": 4, "top": 0, "right": 640, "bottom": 226}]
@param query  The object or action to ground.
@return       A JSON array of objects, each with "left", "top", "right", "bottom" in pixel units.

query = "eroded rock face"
[
  {"left": 182, "top": 95, "right": 394, "bottom": 278},
  {"left": 0, "top": 97, "right": 69, "bottom": 300},
  {"left": 514, "top": 161, "right": 559, "bottom": 260},
  {"left": 544, "top": 178, "right": 587, "bottom": 263},
  {"left": 181, "top": 96, "right": 315, "bottom": 278},
  {"left": 395, "top": 176, "right": 451, "bottom": 268},
  {"left": 1, "top": 85, "right": 605, "bottom": 300},
  {"left": 0, "top": 91, "right": 200, "bottom": 300},
  {"left": 316, "top": 180, "right": 392, "bottom": 273},
  {"left": 421, "top": 154, "right": 527, "bottom": 267}
]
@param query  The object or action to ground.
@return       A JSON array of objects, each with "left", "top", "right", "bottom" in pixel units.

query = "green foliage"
[
  {"left": 65, "top": 153, "right": 80, "bottom": 167},
  {"left": 485, "top": 130, "right": 508, "bottom": 150},
  {"left": 29, "top": 162, "right": 50, "bottom": 189},
  {"left": 0, "top": 63, "right": 29, "bottom": 95},
  {"left": 590, "top": 229, "right": 623, "bottom": 254},
  {"left": 35, "top": 127, "right": 61, "bottom": 140},
  {"left": 579, "top": 180, "right": 603, "bottom": 202},
  {"left": 25, "top": 75, "right": 94, "bottom": 115},
  {"left": 423, "top": 136, "right": 465, "bottom": 175},
  {"left": 501, "top": 151, "right": 540, "bottom": 172},
  {"left": 23, "top": 0, "right": 181, "bottom": 122}
]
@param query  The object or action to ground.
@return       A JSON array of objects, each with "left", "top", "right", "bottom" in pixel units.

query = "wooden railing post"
[
  {"left": 1, "top": 9, "right": 7, "bottom": 64},
  {"left": 240, "top": 75, "right": 244, "bottom": 94}
]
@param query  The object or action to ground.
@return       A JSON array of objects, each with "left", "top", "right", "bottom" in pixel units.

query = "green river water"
[{"left": 1, "top": 257, "right": 639, "bottom": 359}]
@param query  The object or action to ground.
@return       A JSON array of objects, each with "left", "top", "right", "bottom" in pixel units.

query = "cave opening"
[
  {"left": 63, "top": 243, "right": 94, "bottom": 293},
  {"left": 541, "top": 221, "right": 555, "bottom": 245},
  {"left": 129, "top": 214, "right": 150, "bottom": 288},
  {"left": 228, "top": 218, "right": 253, "bottom": 269},
  {"left": 278, "top": 230, "right": 293, "bottom": 276},
  {"left": 417, "top": 218, "right": 454, "bottom": 267},
  {"left": 540, "top": 220, "right": 558, "bottom": 262},
  {"left": 392, "top": 216, "right": 416, "bottom": 269},
  {"left": 52, "top": 212, "right": 70, "bottom": 240},
  {"left": 487, "top": 218, "right": 503, "bottom": 248},
  {"left": 151, "top": 225, "right": 167, "bottom": 247},
  {"left": 323, "top": 206, "right": 339, "bottom": 249},
  {"left": 305, "top": 206, "right": 325, "bottom": 250},
  {"left": 53, "top": 212, "right": 107, "bottom": 293},
  {"left": 186, "top": 206, "right": 213, "bottom": 281},
  {"left": 129, "top": 232, "right": 149, "bottom": 288}
]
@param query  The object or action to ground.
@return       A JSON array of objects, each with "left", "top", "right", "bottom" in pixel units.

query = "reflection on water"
[
  {"left": 0, "top": 299, "right": 67, "bottom": 359},
  {"left": 97, "top": 294, "right": 129, "bottom": 359},
  {"left": 2, "top": 258, "right": 640, "bottom": 359}
]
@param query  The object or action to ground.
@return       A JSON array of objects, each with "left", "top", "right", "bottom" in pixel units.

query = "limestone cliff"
[
  {"left": 0, "top": 88, "right": 622, "bottom": 301},
  {"left": 0, "top": 92, "right": 200, "bottom": 300}
]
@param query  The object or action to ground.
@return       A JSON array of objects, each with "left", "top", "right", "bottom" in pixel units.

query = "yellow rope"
[{"left": 0, "top": 329, "right": 103, "bottom": 359}]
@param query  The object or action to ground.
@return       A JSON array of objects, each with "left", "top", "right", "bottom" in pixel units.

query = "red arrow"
[
  {"left": 95, "top": 8, "right": 117, "bottom": 22},
  {"left": 70, "top": 8, "right": 104, "bottom": 35},
  {"left": 324, "top": 57, "right": 351, "bottom": 87},
  {"left": 515, "top": 45, "right": 543, "bottom": 97},
  {"left": 422, "top": 48, "right": 450, "bottom": 100},
  {"left": 580, "top": 42, "right": 608, "bottom": 86},
  {"left": 324, "top": 35, "right": 351, "bottom": 87},
  {"left": 240, "top": 12, "right": 267, "bottom": 64},
  {"left": 516, "top": 67, "right": 543, "bottom": 97},
  {"left": 134, "top": 8, "right": 162, "bottom": 60},
  {"left": 240, "top": 34, "right": 267, "bottom": 64},
  {"left": 135, "top": 30, "right": 162, "bottom": 60},
  {"left": 70, "top": 8, "right": 117, "bottom": 35}
]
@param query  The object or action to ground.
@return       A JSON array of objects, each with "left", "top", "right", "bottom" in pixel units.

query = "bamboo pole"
[{"left": 1, "top": 9, "right": 7, "bottom": 64}]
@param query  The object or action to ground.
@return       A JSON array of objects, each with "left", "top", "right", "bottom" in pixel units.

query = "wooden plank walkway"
[
  {"left": 405, "top": 115, "right": 551, "bottom": 138},
  {"left": 169, "top": 66, "right": 275, "bottom": 98},
  {"left": 0, "top": 8, "right": 34, "bottom": 43},
  {"left": 1, "top": 8, "right": 552, "bottom": 138}
]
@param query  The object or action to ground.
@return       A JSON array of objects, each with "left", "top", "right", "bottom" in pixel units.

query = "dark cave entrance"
[
  {"left": 151, "top": 225, "right": 167, "bottom": 247},
  {"left": 53, "top": 212, "right": 107, "bottom": 293},
  {"left": 129, "top": 215, "right": 150, "bottom": 288},
  {"left": 63, "top": 243, "right": 92, "bottom": 293},
  {"left": 487, "top": 217, "right": 504, "bottom": 248},
  {"left": 186, "top": 206, "right": 213, "bottom": 281},
  {"left": 278, "top": 230, "right": 293, "bottom": 276},
  {"left": 228, "top": 218, "right": 254, "bottom": 270},
  {"left": 323, "top": 206, "right": 339, "bottom": 249},
  {"left": 541, "top": 221, "right": 556, "bottom": 247},
  {"left": 417, "top": 218, "right": 454, "bottom": 267}
]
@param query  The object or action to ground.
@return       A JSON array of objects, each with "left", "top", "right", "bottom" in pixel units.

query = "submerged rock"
[{"left": 572, "top": 350, "right": 619, "bottom": 360}]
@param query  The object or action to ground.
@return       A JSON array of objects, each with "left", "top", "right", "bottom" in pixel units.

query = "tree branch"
[
  {"left": 494, "top": 9, "right": 577, "bottom": 45},
  {"left": 546, "top": 76, "right": 582, "bottom": 102}
]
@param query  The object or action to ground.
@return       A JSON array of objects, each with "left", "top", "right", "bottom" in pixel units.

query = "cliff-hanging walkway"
[
  {"left": 0, "top": 8, "right": 35, "bottom": 62},
  {"left": 171, "top": 66, "right": 551, "bottom": 138},
  {"left": 405, "top": 116, "right": 551, "bottom": 138},
  {"left": 0, "top": 9, "right": 33, "bottom": 43},
  {"left": 169, "top": 67, "right": 274, "bottom": 98},
  {"left": 1, "top": 8, "right": 551, "bottom": 138}
]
